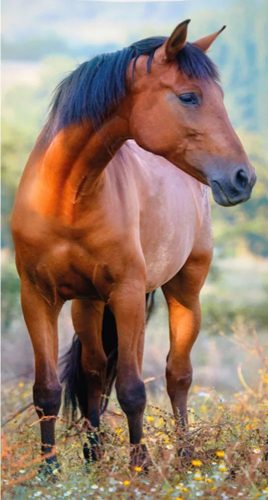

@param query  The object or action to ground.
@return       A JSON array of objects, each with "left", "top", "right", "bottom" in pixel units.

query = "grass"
[{"left": 2, "top": 326, "right": 268, "bottom": 499}]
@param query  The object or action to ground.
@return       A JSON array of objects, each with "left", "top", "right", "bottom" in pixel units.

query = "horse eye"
[{"left": 178, "top": 93, "right": 200, "bottom": 106}]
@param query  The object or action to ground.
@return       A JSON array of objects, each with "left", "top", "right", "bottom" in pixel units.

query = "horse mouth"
[{"left": 210, "top": 180, "right": 251, "bottom": 207}]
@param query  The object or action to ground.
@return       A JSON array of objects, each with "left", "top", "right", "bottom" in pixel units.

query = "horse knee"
[
  {"left": 116, "top": 379, "right": 146, "bottom": 416},
  {"left": 33, "top": 382, "right": 62, "bottom": 417},
  {"left": 166, "top": 365, "right": 192, "bottom": 399}
]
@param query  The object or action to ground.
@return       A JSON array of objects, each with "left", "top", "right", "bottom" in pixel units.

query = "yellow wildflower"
[
  {"left": 192, "top": 459, "right": 202, "bottom": 467},
  {"left": 175, "top": 483, "right": 182, "bottom": 489},
  {"left": 115, "top": 427, "right": 123, "bottom": 435},
  {"left": 123, "top": 480, "right": 130, "bottom": 486},
  {"left": 133, "top": 466, "right": 142, "bottom": 472},
  {"left": 218, "top": 462, "right": 227, "bottom": 472},
  {"left": 215, "top": 450, "right": 225, "bottom": 458},
  {"left": 156, "top": 417, "right": 165, "bottom": 427},
  {"left": 175, "top": 483, "right": 188, "bottom": 492},
  {"left": 193, "top": 469, "right": 203, "bottom": 481},
  {"left": 205, "top": 478, "right": 213, "bottom": 483},
  {"left": 175, "top": 497, "right": 183, "bottom": 500},
  {"left": 146, "top": 416, "right": 155, "bottom": 423}
]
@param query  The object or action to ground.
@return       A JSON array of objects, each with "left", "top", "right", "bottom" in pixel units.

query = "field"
[{"left": 2, "top": 362, "right": 268, "bottom": 499}]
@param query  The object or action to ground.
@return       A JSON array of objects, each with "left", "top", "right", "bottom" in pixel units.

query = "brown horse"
[{"left": 11, "top": 20, "right": 256, "bottom": 472}]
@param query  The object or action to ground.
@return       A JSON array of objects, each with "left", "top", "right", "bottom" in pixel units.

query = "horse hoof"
[
  {"left": 83, "top": 441, "right": 104, "bottom": 463},
  {"left": 130, "top": 443, "right": 152, "bottom": 472},
  {"left": 38, "top": 459, "right": 61, "bottom": 481}
]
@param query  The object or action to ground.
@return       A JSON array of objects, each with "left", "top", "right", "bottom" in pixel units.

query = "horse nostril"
[{"left": 235, "top": 169, "right": 248, "bottom": 189}]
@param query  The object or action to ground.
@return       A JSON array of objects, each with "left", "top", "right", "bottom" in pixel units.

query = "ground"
[{"left": 2, "top": 363, "right": 268, "bottom": 499}]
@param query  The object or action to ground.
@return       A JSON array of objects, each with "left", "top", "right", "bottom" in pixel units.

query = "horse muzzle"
[{"left": 210, "top": 167, "right": 257, "bottom": 207}]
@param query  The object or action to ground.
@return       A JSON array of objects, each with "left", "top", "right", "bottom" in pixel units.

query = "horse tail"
[
  {"left": 60, "top": 334, "right": 83, "bottom": 423},
  {"left": 60, "top": 305, "right": 118, "bottom": 422},
  {"left": 61, "top": 292, "right": 155, "bottom": 422}
]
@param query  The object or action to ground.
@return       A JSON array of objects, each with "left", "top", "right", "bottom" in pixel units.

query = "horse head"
[{"left": 127, "top": 20, "right": 256, "bottom": 206}]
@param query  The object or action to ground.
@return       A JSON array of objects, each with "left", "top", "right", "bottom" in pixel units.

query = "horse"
[{"left": 11, "top": 20, "right": 256, "bottom": 473}]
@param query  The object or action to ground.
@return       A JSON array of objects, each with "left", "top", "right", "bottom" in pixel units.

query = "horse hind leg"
[
  {"left": 70, "top": 299, "right": 107, "bottom": 462},
  {"left": 21, "top": 278, "right": 63, "bottom": 475}
]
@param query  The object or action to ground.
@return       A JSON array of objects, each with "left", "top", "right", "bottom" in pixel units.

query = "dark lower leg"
[
  {"left": 82, "top": 371, "right": 104, "bottom": 462},
  {"left": 33, "top": 382, "right": 62, "bottom": 469},
  {"left": 116, "top": 377, "right": 150, "bottom": 468},
  {"left": 116, "top": 378, "right": 146, "bottom": 444}
]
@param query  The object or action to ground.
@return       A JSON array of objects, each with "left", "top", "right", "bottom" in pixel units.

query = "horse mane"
[{"left": 45, "top": 38, "right": 219, "bottom": 140}]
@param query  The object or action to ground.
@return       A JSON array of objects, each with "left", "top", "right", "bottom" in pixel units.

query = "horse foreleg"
[
  {"left": 163, "top": 289, "right": 200, "bottom": 426},
  {"left": 21, "top": 278, "right": 62, "bottom": 474},
  {"left": 109, "top": 279, "right": 150, "bottom": 469},
  {"left": 162, "top": 251, "right": 211, "bottom": 454},
  {"left": 71, "top": 299, "right": 106, "bottom": 462}
]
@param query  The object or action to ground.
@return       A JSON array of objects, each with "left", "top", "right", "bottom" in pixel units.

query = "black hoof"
[
  {"left": 83, "top": 432, "right": 103, "bottom": 463},
  {"left": 38, "top": 458, "right": 61, "bottom": 481}
]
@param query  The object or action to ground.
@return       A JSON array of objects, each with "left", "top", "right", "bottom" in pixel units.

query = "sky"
[{"left": 2, "top": 0, "right": 232, "bottom": 46}]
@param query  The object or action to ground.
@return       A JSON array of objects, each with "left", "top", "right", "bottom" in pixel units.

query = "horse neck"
[{"left": 35, "top": 115, "right": 129, "bottom": 221}]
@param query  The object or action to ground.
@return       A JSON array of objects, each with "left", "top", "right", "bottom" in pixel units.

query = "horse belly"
[
  {"left": 141, "top": 201, "right": 198, "bottom": 292},
  {"left": 144, "top": 247, "right": 190, "bottom": 292}
]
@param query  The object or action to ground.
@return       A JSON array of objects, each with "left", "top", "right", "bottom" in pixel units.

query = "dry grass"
[{"left": 2, "top": 326, "right": 268, "bottom": 499}]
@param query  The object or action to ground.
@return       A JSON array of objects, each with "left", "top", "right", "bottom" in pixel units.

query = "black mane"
[{"left": 46, "top": 38, "right": 219, "bottom": 140}]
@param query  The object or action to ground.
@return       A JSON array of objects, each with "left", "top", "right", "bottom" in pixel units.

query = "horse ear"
[
  {"left": 165, "top": 19, "right": 191, "bottom": 61},
  {"left": 193, "top": 26, "right": 226, "bottom": 52}
]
